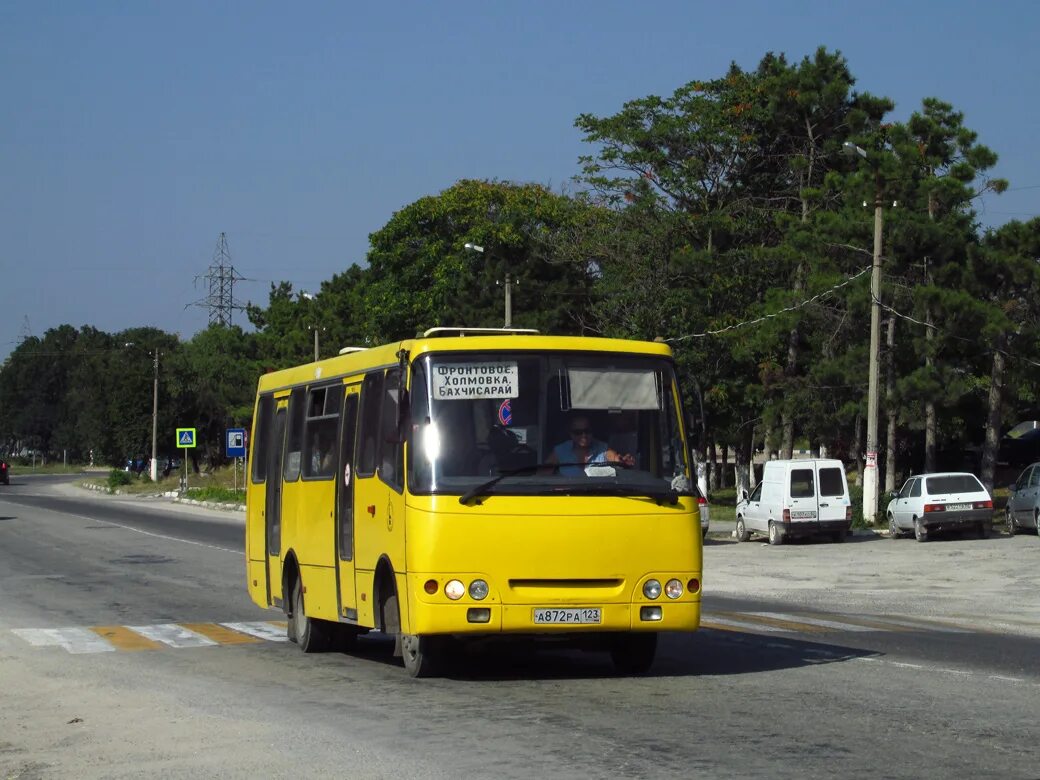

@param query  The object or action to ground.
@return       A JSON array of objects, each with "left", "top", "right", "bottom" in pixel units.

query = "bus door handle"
[
  {"left": 367, "top": 505, "right": 376, "bottom": 516},
  {"left": 820, "top": 502, "right": 829, "bottom": 507}
]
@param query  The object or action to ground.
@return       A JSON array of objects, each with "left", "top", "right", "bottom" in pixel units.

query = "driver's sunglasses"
[{"left": 570, "top": 428, "right": 591, "bottom": 436}]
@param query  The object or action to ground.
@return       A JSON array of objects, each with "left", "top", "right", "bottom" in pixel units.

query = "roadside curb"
[{"left": 80, "top": 482, "right": 246, "bottom": 513}]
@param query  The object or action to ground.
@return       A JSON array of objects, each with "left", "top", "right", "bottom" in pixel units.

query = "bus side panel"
[
  {"left": 299, "top": 564, "right": 339, "bottom": 621},
  {"left": 293, "top": 481, "right": 337, "bottom": 571},
  {"left": 245, "top": 476, "right": 268, "bottom": 608},
  {"left": 274, "top": 478, "right": 302, "bottom": 605},
  {"left": 353, "top": 474, "right": 406, "bottom": 627}
]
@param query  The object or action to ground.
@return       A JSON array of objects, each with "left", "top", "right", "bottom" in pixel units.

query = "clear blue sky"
[{"left": 2, "top": 1, "right": 1037, "bottom": 361}]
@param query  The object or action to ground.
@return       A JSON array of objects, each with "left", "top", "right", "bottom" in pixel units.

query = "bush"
[
  {"left": 107, "top": 469, "right": 133, "bottom": 490},
  {"left": 184, "top": 486, "right": 244, "bottom": 505}
]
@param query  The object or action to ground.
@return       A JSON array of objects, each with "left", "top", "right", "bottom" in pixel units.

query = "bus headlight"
[
  {"left": 642, "top": 579, "right": 662, "bottom": 600},
  {"left": 665, "top": 579, "right": 683, "bottom": 599},
  {"left": 468, "top": 579, "right": 489, "bottom": 600},
  {"left": 444, "top": 579, "right": 465, "bottom": 600}
]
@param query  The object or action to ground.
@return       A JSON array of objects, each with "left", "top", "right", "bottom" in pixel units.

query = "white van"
[{"left": 735, "top": 459, "right": 852, "bottom": 545}]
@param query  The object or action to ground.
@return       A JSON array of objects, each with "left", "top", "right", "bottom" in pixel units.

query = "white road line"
[
  {"left": 12, "top": 627, "right": 115, "bottom": 654},
  {"left": 747, "top": 612, "right": 876, "bottom": 632},
  {"left": 701, "top": 617, "right": 787, "bottom": 633},
  {"left": 862, "top": 617, "right": 969, "bottom": 633},
  {"left": 7, "top": 502, "right": 242, "bottom": 555},
  {"left": 989, "top": 675, "right": 1025, "bottom": 683},
  {"left": 128, "top": 624, "right": 218, "bottom": 648},
  {"left": 220, "top": 621, "right": 289, "bottom": 642}
]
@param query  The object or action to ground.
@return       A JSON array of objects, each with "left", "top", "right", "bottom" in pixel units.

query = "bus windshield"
[{"left": 407, "top": 351, "right": 692, "bottom": 499}]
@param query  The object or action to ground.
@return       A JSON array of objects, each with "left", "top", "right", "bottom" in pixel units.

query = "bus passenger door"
[
  {"left": 266, "top": 405, "right": 287, "bottom": 606},
  {"left": 336, "top": 386, "right": 360, "bottom": 619}
]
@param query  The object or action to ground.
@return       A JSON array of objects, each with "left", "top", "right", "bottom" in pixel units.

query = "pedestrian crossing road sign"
[{"left": 176, "top": 428, "right": 196, "bottom": 449}]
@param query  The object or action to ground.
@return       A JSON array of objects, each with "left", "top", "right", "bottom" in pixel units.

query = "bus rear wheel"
[
  {"left": 609, "top": 633, "right": 657, "bottom": 675},
  {"left": 291, "top": 577, "right": 334, "bottom": 653}
]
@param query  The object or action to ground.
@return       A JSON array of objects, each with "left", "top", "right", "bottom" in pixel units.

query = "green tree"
[{"left": 360, "top": 179, "right": 595, "bottom": 340}]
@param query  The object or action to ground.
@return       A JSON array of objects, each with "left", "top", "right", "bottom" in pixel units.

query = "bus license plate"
[{"left": 533, "top": 608, "right": 601, "bottom": 625}]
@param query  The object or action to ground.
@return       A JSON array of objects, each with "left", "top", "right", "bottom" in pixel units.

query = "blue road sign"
[
  {"left": 226, "top": 428, "right": 246, "bottom": 458},
  {"left": 176, "top": 428, "right": 196, "bottom": 449}
]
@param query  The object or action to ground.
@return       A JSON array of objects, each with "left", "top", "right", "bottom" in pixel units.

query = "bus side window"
[
  {"left": 302, "top": 384, "right": 342, "bottom": 479},
  {"left": 357, "top": 371, "right": 384, "bottom": 478},
  {"left": 283, "top": 387, "right": 305, "bottom": 482},
  {"left": 379, "top": 368, "right": 404, "bottom": 490},
  {"left": 251, "top": 394, "right": 273, "bottom": 483}
]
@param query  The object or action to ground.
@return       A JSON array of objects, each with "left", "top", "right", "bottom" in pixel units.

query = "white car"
[
  {"left": 1005, "top": 461, "right": 1040, "bottom": 536},
  {"left": 886, "top": 472, "right": 993, "bottom": 542}
]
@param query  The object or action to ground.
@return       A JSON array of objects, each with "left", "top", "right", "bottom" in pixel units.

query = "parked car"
[
  {"left": 1005, "top": 461, "right": 1040, "bottom": 536},
  {"left": 886, "top": 472, "right": 993, "bottom": 542},
  {"left": 124, "top": 456, "right": 148, "bottom": 475},
  {"left": 735, "top": 459, "right": 852, "bottom": 545},
  {"left": 699, "top": 495, "right": 710, "bottom": 540},
  {"left": 0, "top": 458, "right": 9, "bottom": 485}
]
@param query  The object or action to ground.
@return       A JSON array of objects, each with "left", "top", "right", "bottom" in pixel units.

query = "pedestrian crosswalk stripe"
[
  {"left": 91, "top": 625, "right": 164, "bottom": 650},
  {"left": 127, "top": 623, "right": 218, "bottom": 648},
  {"left": 182, "top": 622, "right": 261, "bottom": 645},
  {"left": 13, "top": 627, "right": 117, "bottom": 654},
  {"left": 220, "top": 621, "right": 289, "bottom": 642}
]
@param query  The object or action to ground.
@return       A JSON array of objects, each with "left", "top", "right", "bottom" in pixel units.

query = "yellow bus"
[{"left": 245, "top": 327, "right": 702, "bottom": 676}]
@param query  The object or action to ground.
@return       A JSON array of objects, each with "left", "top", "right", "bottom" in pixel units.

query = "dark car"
[{"left": 1, "top": 458, "right": 9, "bottom": 485}]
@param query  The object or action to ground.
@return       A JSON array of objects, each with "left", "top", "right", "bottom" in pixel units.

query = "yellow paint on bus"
[{"left": 245, "top": 330, "right": 703, "bottom": 676}]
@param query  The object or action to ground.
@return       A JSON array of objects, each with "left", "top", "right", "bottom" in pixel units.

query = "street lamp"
[
  {"left": 844, "top": 141, "right": 884, "bottom": 525},
  {"left": 464, "top": 243, "right": 513, "bottom": 327},
  {"left": 125, "top": 342, "right": 161, "bottom": 481},
  {"left": 300, "top": 292, "right": 323, "bottom": 361}
]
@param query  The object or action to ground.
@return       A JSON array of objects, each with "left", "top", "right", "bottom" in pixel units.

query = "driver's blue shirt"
[{"left": 552, "top": 439, "right": 610, "bottom": 476}]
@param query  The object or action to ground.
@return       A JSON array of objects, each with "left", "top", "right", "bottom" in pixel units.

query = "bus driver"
[{"left": 546, "top": 414, "right": 634, "bottom": 476}]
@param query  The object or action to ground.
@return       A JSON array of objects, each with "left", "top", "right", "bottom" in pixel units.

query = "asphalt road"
[{"left": 1, "top": 474, "right": 1038, "bottom": 779}]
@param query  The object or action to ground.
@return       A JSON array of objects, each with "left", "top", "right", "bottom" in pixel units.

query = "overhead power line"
[{"left": 667, "top": 266, "right": 871, "bottom": 343}]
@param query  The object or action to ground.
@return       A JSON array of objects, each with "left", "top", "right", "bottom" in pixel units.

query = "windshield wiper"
[
  {"left": 458, "top": 462, "right": 677, "bottom": 506},
  {"left": 555, "top": 483, "right": 680, "bottom": 505},
  {"left": 459, "top": 463, "right": 556, "bottom": 505}
]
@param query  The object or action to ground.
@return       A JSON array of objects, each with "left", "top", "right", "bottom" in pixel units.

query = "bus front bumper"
[{"left": 406, "top": 600, "right": 700, "bottom": 636}]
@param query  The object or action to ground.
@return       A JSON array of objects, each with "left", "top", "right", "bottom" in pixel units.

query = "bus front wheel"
[
  {"left": 610, "top": 633, "right": 657, "bottom": 675},
  {"left": 383, "top": 592, "right": 441, "bottom": 678},
  {"left": 291, "top": 577, "right": 334, "bottom": 653}
]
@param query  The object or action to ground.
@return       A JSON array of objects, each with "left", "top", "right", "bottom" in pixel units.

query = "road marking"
[
  {"left": 12, "top": 627, "right": 117, "bottom": 654},
  {"left": 711, "top": 611, "right": 828, "bottom": 633},
  {"left": 182, "top": 622, "right": 261, "bottom": 645},
  {"left": 701, "top": 617, "right": 787, "bottom": 633},
  {"left": 744, "top": 612, "right": 877, "bottom": 632},
  {"left": 127, "top": 623, "right": 218, "bottom": 648},
  {"left": 220, "top": 621, "right": 289, "bottom": 642},
  {"left": 90, "top": 625, "right": 163, "bottom": 651}
]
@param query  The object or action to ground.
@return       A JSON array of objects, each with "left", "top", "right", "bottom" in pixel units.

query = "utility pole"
[
  {"left": 465, "top": 243, "right": 515, "bottom": 327},
  {"left": 863, "top": 181, "right": 884, "bottom": 525},
  {"left": 503, "top": 272, "right": 513, "bottom": 328},
  {"left": 150, "top": 350, "right": 159, "bottom": 482},
  {"left": 843, "top": 142, "right": 886, "bottom": 525}
]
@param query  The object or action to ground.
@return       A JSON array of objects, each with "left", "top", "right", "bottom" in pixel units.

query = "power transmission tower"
[
  {"left": 189, "top": 232, "right": 247, "bottom": 326},
  {"left": 18, "top": 316, "right": 33, "bottom": 341}
]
